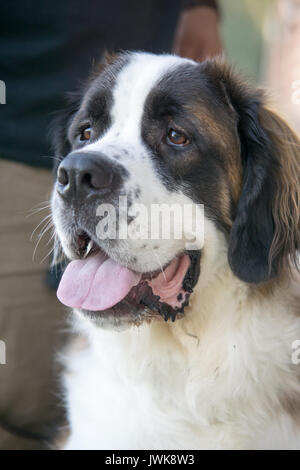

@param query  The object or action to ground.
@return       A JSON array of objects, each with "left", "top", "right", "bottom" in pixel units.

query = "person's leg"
[{"left": 0, "top": 159, "right": 67, "bottom": 450}]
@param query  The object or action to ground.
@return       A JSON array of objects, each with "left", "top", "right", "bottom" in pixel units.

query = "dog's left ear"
[
  {"left": 205, "top": 61, "right": 300, "bottom": 283},
  {"left": 231, "top": 104, "right": 300, "bottom": 283}
]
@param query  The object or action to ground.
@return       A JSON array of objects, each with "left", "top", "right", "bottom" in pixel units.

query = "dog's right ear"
[{"left": 49, "top": 91, "right": 82, "bottom": 172}]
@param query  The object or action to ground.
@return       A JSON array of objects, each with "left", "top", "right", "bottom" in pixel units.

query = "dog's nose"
[{"left": 56, "top": 152, "right": 120, "bottom": 200}]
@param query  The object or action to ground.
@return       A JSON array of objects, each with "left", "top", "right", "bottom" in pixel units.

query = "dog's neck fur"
[{"left": 62, "top": 254, "right": 300, "bottom": 450}]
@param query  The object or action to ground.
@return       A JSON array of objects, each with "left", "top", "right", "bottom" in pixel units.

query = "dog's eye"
[
  {"left": 167, "top": 129, "right": 189, "bottom": 146},
  {"left": 79, "top": 127, "right": 92, "bottom": 141}
]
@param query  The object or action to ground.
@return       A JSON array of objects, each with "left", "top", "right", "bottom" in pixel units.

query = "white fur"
[{"left": 60, "top": 218, "right": 300, "bottom": 450}]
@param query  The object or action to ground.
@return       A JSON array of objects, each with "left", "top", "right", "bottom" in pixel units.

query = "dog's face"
[{"left": 51, "top": 52, "right": 300, "bottom": 329}]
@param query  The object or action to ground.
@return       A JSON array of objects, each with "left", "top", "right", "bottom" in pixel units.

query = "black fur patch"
[{"left": 50, "top": 54, "right": 129, "bottom": 170}]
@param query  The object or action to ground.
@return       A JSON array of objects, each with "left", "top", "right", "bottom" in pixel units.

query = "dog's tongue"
[
  {"left": 57, "top": 252, "right": 191, "bottom": 312},
  {"left": 57, "top": 253, "right": 141, "bottom": 311}
]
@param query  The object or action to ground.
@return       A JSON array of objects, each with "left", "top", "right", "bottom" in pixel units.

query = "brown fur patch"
[
  {"left": 88, "top": 51, "right": 120, "bottom": 83},
  {"left": 279, "top": 383, "right": 300, "bottom": 426},
  {"left": 191, "top": 105, "right": 242, "bottom": 206}
]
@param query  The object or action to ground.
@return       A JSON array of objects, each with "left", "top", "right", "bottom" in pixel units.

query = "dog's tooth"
[{"left": 83, "top": 239, "right": 94, "bottom": 258}]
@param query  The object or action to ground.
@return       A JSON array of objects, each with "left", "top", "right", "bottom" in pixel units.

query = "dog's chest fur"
[{"left": 61, "top": 265, "right": 300, "bottom": 450}]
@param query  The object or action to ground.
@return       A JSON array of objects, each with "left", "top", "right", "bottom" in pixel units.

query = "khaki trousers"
[{"left": 0, "top": 160, "right": 66, "bottom": 449}]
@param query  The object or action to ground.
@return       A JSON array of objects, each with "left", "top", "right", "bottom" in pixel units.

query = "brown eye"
[
  {"left": 167, "top": 129, "right": 189, "bottom": 146},
  {"left": 80, "top": 127, "right": 91, "bottom": 141}
]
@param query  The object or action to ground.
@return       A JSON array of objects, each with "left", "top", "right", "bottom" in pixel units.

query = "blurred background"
[
  {"left": 0, "top": 0, "right": 299, "bottom": 450},
  {"left": 221, "top": 0, "right": 300, "bottom": 131}
]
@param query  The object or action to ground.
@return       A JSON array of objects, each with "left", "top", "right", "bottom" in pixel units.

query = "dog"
[{"left": 51, "top": 52, "right": 300, "bottom": 449}]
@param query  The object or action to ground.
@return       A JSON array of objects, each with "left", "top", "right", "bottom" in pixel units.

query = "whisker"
[
  {"left": 52, "top": 236, "right": 65, "bottom": 268},
  {"left": 29, "top": 200, "right": 51, "bottom": 209},
  {"left": 46, "top": 231, "right": 56, "bottom": 246},
  {"left": 32, "top": 219, "right": 53, "bottom": 261},
  {"left": 40, "top": 155, "right": 62, "bottom": 163},
  {"left": 152, "top": 248, "right": 166, "bottom": 281},
  {"left": 30, "top": 214, "right": 52, "bottom": 241},
  {"left": 40, "top": 245, "right": 55, "bottom": 264},
  {"left": 25, "top": 200, "right": 51, "bottom": 218},
  {"left": 36, "top": 220, "right": 53, "bottom": 242},
  {"left": 26, "top": 205, "right": 51, "bottom": 218}
]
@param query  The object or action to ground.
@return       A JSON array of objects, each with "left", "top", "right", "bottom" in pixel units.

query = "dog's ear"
[
  {"left": 49, "top": 91, "right": 82, "bottom": 172},
  {"left": 204, "top": 60, "right": 300, "bottom": 283},
  {"left": 229, "top": 105, "right": 300, "bottom": 283}
]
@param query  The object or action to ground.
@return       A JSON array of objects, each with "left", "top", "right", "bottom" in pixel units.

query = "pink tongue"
[{"left": 57, "top": 253, "right": 141, "bottom": 311}]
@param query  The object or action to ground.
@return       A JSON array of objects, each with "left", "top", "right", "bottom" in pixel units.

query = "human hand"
[{"left": 172, "top": 6, "right": 223, "bottom": 62}]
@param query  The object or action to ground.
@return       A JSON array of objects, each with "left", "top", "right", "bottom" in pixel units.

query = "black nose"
[{"left": 56, "top": 152, "right": 120, "bottom": 200}]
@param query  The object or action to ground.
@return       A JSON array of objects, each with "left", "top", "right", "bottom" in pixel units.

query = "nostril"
[
  {"left": 81, "top": 169, "right": 113, "bottom": 190},
  {"left": 57, "top": 167, "right": 69, "bottom": 186},
  {"left": 81, "top": 173, "right": 93, "bottom": 189}
]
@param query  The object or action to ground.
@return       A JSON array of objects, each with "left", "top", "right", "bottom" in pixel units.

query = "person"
[
  {"left": 264, "top": 0, "right": 300, "bottom": 132},
  {"left": 0, "top": 0, "right": 222, "bottom": 449}
]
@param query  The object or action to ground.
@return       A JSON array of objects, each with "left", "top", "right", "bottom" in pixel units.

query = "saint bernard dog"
[{"left": 50, "top": 52, "right": 300, "bottom": 449}]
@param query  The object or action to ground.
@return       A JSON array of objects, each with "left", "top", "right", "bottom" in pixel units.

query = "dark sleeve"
[{"left": 182, "top": 0, "right": 219, "bottom": 14}]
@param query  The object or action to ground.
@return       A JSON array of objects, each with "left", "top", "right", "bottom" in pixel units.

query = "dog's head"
[{"left": 51, "top": 52, "right": 300, "bottom": 329}]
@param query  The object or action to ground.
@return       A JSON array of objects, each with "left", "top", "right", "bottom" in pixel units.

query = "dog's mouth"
[{"left": 57, "top": 232, "right": 201, "bottom": 322}]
